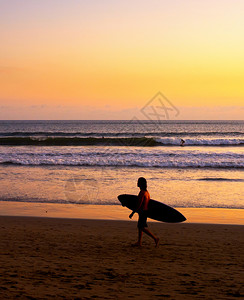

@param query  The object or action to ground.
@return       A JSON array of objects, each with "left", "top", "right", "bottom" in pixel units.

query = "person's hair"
[{"left": 138, "top": 177, "right": 147, "bottom": 190}]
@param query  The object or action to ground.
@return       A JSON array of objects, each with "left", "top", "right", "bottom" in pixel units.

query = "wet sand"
[
  {"left": 1, "top": 201, "right": 244, "bottom": 225},
  {"left": 0, "top": 216, "right": 243, "bottom": 299}
]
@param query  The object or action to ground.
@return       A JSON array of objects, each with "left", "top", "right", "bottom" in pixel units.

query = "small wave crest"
[
  {"left": 198, "top": 177, "right": 244, "bottom": 182},
  {"left": 0, "top": 131, "right": 244, "bottom": 137},
  {"left": 1, "top": 160, "right": 243, "bottom": 169},
  {"left": 0, "top": 197, "right": 243, "bottom": 209}
]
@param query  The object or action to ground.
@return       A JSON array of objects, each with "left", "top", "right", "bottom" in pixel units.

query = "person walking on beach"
[{"left": 129, "top": 177, "right": 159, "bottom": 247}]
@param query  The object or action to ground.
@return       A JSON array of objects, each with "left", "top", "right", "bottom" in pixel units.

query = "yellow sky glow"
[{"left": 0, "top": 0, "right": 244, "bottom": 119}]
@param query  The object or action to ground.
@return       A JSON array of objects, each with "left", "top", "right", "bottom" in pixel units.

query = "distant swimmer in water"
[
  {"left": 129, "top": 177, "right": 159, "bottom": 247},
  {"left": 180, "top": 139, "right": 185, "bottom": 146}
]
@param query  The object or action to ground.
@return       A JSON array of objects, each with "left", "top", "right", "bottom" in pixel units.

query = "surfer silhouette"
[
  {"left": 129, "top": 177, "right": 159, "bottom": 247},
  {"left": 180, "top": 139, "right": 185, "bottom": 146}
]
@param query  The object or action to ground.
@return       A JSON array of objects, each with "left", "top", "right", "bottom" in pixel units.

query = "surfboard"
[{"left": 118, "top": 194, "right": 186, "bottom": 223}]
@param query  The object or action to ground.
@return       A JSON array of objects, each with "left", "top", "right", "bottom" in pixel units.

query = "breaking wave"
[{"left": 0, "top": 136, "right": 244, "bottom": 146}]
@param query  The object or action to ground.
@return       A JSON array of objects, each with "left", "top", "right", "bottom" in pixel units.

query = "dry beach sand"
[{"left": 0, "top": 216, "right": 243, "bottom": 299}]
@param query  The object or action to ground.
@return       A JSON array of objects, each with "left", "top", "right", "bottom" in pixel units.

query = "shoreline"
[{"left": 0, "top": 201, "right": 243, "bottom": 225}]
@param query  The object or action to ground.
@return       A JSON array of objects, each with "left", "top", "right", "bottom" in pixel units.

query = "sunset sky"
[{"left": 0, "top": 0, "right": 243, "bottom": 119}]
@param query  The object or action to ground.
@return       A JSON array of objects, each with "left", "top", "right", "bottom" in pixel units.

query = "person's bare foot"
[
  {"left": 155, "top": 238, "right": 159, "bottom": 247},
  {"left": 132, "top": 242, "right": 142, "bottom": 247}
]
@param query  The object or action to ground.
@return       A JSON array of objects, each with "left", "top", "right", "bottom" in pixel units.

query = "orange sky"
[{"left": 0, "top": 0, "right": 243, "bottom": 119}]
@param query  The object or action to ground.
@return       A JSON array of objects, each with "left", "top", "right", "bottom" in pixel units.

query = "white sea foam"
[
  {"left": 155, "top": 137, "right": 244, "bottom": 146},
  {"left": 0, "top": 147, "right": 243, "bottom": 168}
]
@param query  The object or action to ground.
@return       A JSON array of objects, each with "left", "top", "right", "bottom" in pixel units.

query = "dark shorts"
[{"left": 137, "top": 211, "right": 148, "bottom": 229}]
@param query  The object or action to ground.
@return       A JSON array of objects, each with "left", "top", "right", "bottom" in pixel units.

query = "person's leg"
[
  {"left": 142, "top": 228, "right": 159, "bottom": 247},
  {"left": 138, "top": 228, "right": 143, "bottom": 245},
  {"left": 133, "top": 228, "right": 143, "bottom": 246}
]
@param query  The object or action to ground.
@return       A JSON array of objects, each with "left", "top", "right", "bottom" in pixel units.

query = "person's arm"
[{"left": 129, "top": 192, "right": 144, "bottom": 219}]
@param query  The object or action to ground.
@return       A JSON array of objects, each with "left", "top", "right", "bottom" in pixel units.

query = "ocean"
[{"left": 0, "top": 120, "right": 243, "bottom": 209}]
